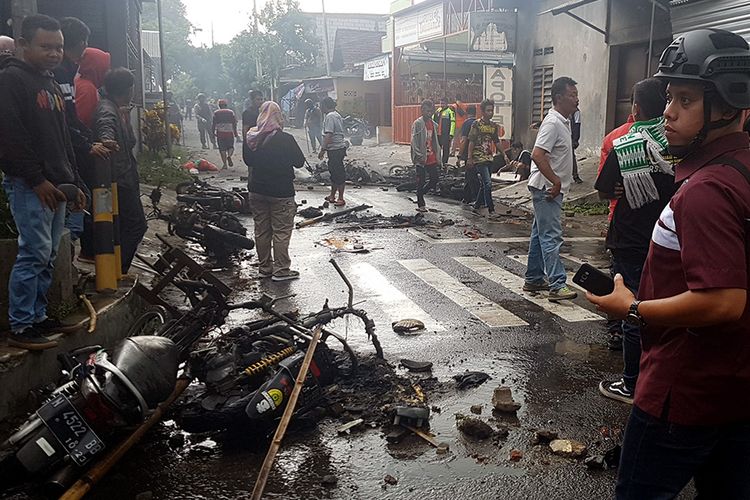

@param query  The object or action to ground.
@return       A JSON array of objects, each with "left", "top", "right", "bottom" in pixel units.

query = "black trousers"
[
  {"left": 463, "top": 165, "right": 480, "bottom": 203},
  {"left": 416, "top": 164, "right": 439, "bottom": 207},
  {"left": 438, "top": 134, "right": 452, "bottom": 165},
  {"left": 117, "top": 184, "right": 147, "bottom": 274}
]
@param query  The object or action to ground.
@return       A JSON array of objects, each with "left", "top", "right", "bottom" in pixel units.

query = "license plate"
[{"left": 37, "top": 393, "right": 105, "bottom": 467}]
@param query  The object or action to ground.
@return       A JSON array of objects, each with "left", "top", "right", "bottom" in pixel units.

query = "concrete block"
[
  {"left": 0, "top": 230, "right": 75, "bottom": 330},
  {"left": 0, "top": 289, "right": 145, "bottom": 422}
]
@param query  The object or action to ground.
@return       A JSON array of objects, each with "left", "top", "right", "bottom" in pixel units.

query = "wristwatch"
[{"left": 625, "top": 300, "right": 646, "bottom": 328}]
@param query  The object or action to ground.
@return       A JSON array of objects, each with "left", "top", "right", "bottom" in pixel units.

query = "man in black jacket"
[
  {"left": 93, "top": 68, "right": 147, "bottom": 275},
  {"left": 53, "top": 17, "right": 110, "bottom": 261},
  {"left": 0, "top": 15, "right": 86, "bottom": 349}
]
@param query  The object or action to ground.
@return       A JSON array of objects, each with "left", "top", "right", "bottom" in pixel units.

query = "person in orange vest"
[{"left": 432, "top": 97, "right": 455, "bottom": 166}]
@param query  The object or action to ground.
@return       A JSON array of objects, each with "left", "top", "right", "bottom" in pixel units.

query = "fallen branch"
[
  {"left": 250, "top": 325, "right": 324, "bottom": 499},
  {"left": 60, "top": 377, "right": 191, "bottom": 500}
]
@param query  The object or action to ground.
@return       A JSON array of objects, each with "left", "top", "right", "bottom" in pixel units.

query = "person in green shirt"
[{"left": 467, "top": 99, "right": 501, "bottom": 215}]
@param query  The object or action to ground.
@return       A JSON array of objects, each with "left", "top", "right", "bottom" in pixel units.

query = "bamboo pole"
[
  {"left": 250, "top": 325, "right": 323, "bottom": 500},
  {"left": 60, "top": 377, "right": 191, "bottom": 500}
]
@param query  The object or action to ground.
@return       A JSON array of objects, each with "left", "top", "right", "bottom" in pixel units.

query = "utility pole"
[
  {"left": 253, "top": 0, "right": 265, "bottom": 95},
  {"left": 322, "top": 0, "right": 332, "bottom": 77},
  {"left": 156, "top": 0, "right": 172, "bottom": 157}
]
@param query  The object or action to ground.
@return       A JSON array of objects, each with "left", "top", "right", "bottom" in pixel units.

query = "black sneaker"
[
  {"left": 608, "top": 332, "right": 623, "bottom": 351},
  {"left": 8, "top": 327, "right": 58, "bottom": 351},
  {"left": 35, "top": 318, "right": 80, "bottom": 334},
  {"left": 599, "top": 379, "right": 634, "bottom": 404},
  {"left": 522, "top": 281, "right": 549, "bottom": 292}
]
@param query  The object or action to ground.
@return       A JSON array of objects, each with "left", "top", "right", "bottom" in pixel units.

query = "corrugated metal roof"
[
  {"left": 670, "top": 0, "right": 750, "bottom": 41},
  {"left": 142, "top": 30, "right": 160, "bottom": 58}
]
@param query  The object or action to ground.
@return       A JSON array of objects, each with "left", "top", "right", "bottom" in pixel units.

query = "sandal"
[{"left": 334, "top": 199, "right": 346, "bottom": 207}]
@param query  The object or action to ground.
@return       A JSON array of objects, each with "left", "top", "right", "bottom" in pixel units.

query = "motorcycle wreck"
[{"left": 0, "top": 336, "right": 181, "bottom": 495}]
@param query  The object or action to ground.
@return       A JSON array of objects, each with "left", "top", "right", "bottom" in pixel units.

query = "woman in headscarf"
[{"left": 244, "top": 101, "right": 306, "bottom": 281}]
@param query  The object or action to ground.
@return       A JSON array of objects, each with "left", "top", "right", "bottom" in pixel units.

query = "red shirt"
[
  {"left": 598, "top": 115, "right": 635, "bottom": 221},
  {"left": 425, "top": 120, "right": 438, "bottom": 166},
  {"left": 212, "top": 109, "right": 237, "bottom": 140},
  {"left": 636, "top": 132, "right": 750, "bottom": 426}
]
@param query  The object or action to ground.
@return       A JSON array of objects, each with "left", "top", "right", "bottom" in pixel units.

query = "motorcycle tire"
[
  {"left": 203, "top": 225, "right": 255, "bottom": 250},
  {"left": 128, "top": 306, "right": 172, "bottom": 337},
  {"left": 364, "top": 126, "right": 374, "bottom": 139}
]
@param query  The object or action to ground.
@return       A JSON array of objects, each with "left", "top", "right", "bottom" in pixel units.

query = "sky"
[{"left": 183, "top": 0, "right": 392, "bottom": 46}]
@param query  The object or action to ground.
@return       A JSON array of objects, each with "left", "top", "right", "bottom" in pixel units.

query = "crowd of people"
[{"left": 0, "top": 11, "right": 748, "bottom": 497}]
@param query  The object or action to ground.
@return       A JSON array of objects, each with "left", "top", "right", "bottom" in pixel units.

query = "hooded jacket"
[
  {"left": 0, "top": 57, "right": 78, "bottom": 187},
  {"left": 93, "top": 93, "right": 138, "bottom": 189},
  {"left": 53, "top": 56, "right": 94, "bottom": 160},
  {"left": 75, "top": 48, "right": 111, "bottom": 128}
]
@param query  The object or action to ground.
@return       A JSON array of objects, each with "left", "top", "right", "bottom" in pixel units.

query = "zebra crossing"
[{"left": 336, "top": 255, "right": 604, "bottom": 331}]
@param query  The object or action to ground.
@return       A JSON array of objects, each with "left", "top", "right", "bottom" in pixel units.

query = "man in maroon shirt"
[{"left": 588, "top": 29, "right": 750, "bottom": 498}]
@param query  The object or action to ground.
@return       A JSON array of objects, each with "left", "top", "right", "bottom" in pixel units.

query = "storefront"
[{"left": 389, "top": 0, "right": 521, "bottom": 144}]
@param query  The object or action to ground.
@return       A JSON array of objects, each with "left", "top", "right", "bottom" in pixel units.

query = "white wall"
[{"left": 531, "top": 0, "right": 611, "bottom": 153}]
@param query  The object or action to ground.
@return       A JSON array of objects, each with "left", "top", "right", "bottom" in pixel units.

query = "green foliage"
[
  {"left": 0, "top": 179, "right": 17, "bottom": 239},
  {"left": 138, "top": 148, "right": 192, "bottom": 189},
  {"left": 562, "top": 201, "right": 610, "bottom": 216}
]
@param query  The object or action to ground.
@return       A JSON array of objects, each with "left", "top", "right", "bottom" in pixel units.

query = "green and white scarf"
[{"left": 613, "top": 117, "right": 674, "bottom": 209}]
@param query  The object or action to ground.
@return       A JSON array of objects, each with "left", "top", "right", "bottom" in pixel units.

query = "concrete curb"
[{"left": 0, "top": 287, "right": 144, "bottom": 423}]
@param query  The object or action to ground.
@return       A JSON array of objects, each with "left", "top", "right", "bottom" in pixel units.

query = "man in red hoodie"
[{"left": 74, "top": 47, "right": 110, "bottom": 128}]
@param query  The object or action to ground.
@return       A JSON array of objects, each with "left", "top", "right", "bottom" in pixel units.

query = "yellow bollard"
[
  {"left": 111, "top": 182, "right": 122, "bottom": 280},
  {"left": 93, "top": 157, "right": 117, "bottom": 292}
]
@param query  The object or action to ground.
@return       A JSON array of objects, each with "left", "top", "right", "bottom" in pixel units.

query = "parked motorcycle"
[{"left": 342, "top": 115, "right": 372, "bottom": 145}]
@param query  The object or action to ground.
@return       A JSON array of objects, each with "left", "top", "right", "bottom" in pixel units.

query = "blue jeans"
[
  {"left": 473, "top": 162, "right": 494, "bottom": 212},
  {"left": 617, "top": 406, "right": 750, "bottom": 499},
  {"left": 3, "top": 177, "right": 66, "bottom": 331},
  {"left": 525, "top": 186, "right": 566, "bottom": 291},
  {"left": 612, "top": 251, "right": 645, "bottom": 391}
]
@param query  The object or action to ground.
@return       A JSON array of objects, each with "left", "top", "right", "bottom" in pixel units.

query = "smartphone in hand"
[{"left": 573, "top": 264, "right": 615, "bottom": 296}]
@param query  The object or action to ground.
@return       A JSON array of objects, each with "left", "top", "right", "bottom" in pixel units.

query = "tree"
[{"left": 223, "top": 0, "right": 319, "bottom": 97}]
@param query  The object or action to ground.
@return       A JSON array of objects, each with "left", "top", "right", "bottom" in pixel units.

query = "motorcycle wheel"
[
  {"left": 128, "top": 306, "right": 172, "bottom": 337},
  {"left": 364, "top": 126, "right": 374, "bottom": 139}
]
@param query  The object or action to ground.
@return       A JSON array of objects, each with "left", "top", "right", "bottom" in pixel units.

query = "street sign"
[
  {"left": 364, "top": 55, "right": 391, "bottom": 82},
  {"left": 394, "top": 3, "right": 445, "bottom": 47},
  {"left": 484, "top": 66, "right": 513, "bottom": 139}
]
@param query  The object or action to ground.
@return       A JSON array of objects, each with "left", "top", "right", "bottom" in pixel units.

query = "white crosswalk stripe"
[
  {"left": 408, "top": 228, "right": 604, "bottom": 245},
  {"left": 510, "top": 254, "right": 592, "bottom": 295},
  {"left": 453, "top": 256, "right": 603, "bottom": 322},
  {"left": 349, "top": 262, "right": 443, "bottom": 331},
  {"left": 398, "top": 259, "right": 528, "bottom": 328}
]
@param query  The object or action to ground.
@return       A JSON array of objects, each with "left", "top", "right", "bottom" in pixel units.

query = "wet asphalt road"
[
  {"left": 72, "top": 121, "right": 697, "bottom": 500},
  {"left": 82, "top": 172, "right": 655, "bottom": 500}
]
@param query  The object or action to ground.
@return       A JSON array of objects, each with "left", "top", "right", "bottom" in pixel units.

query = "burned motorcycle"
[
  {"left": 0, "top": 336, "right": 180, "bottom": 495},
  {"left": 175, "top": 177, "right": 251, "bottom": 214},
  {"left": 145, "top": 186, "right": 254, "bottom": 257},
  {"left": 176, "top": 260, "right": 382, "bottom": 435}
]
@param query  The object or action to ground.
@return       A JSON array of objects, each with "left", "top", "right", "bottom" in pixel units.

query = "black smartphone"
[{"left": 573, "top": 263, "right": 615, "bottom": 296}]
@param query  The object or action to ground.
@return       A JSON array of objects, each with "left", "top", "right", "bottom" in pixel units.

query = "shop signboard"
[
  {"left": 394, "top": 3, "right": 444, "bottom": 47},
  {"left": 364, "top": 55, "right": 391, "bottom": 81},
  {"left": 469, "top": 11, "right": 517, "bottom": 53},
  {"left": 484, "top": 65, "right": 513, "bottom": 138}
]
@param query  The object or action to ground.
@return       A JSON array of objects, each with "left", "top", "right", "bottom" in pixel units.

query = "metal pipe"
[
  {"left": 647, "top": 0, "right": 656, "bottom": 76},
  {"left": 156, "top": 0, "right": 172, "bottom": 157},
  {"left": 329, "top": 258, "right": 353, "bottom": 308}
]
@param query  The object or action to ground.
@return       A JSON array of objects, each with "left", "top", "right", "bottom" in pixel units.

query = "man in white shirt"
[{"left": 524, "top": 76, "right": 579, "bottom": 302}]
